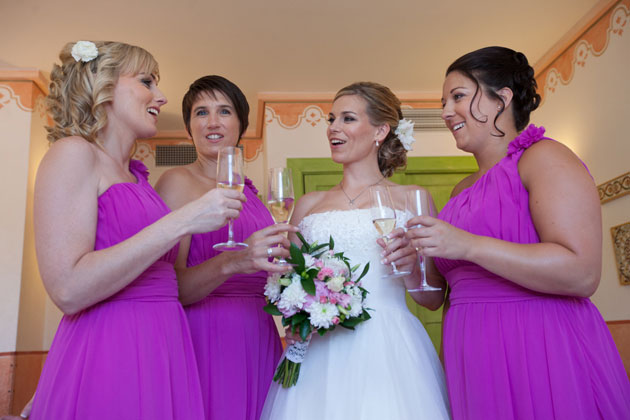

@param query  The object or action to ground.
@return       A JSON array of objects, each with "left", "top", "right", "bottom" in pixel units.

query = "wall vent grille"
[
  {"left": 155, "top": 144, "right": 197, "bottom": 166},
  {"left": 401, "top": 108, "right": 447, "bottom": 131}
]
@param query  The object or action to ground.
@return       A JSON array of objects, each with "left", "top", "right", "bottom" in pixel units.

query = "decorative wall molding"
[
  {"left": 611, "top": 221, "right": 630, "bottom": 285},
  {"left": 0, "top": 84, "right": 32, "bottom": 112},
  {"left": 535, "top": 0, "right": 629, "bottom": 103},
  {"left": 598, "top": 171, "right": 630, "bottom": 203}
]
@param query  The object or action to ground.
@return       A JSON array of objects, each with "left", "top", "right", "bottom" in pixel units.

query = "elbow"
[
  {"left": 47, "top": 283, "right": 85, "bottom": 315},
  {"left": 568, "top": 266, "right": 600, "bottom": 298}
]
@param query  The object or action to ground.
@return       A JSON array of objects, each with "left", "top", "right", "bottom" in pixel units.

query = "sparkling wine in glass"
[
  {"left": 213, "top": 146, "right": 247, "bottom": 251},
  {"left": 267, "top": 167, "right": 295, "bottom": 264},
  {"left": 405, "top": 189, "right": 442, "bottom": 291},
  {"left": 370, "top": 185, "right": 411, "bottom": 279}
]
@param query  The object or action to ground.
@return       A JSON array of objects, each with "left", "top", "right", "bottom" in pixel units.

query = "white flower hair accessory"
[
  {"left": 71, "top": 41, "right": 99, "bottom": 63},
  {"left": 395, "top": 118, "right": 416, "bottom": 151}
]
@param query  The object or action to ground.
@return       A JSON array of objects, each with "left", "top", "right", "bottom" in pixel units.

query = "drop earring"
[{"left": 375, "top": 140, "right": 379, "bottom": 147}]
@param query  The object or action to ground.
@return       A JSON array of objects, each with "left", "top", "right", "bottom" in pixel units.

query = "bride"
[{"left": 261, "top": 82, "right": 451, "bottom": 419}]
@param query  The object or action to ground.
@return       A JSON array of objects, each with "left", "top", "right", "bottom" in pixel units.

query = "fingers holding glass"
[
  {"left": 370, "top": 185, "right": 411, "bottom": 278},
  {"left": 214, "top": 146, "right": 248, "bottom": 250},
  {"left": 405, "top": 189, "right": 442, "bottom": 292}
]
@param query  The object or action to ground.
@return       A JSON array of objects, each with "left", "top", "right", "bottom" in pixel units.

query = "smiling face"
[
  {"left": 188, "top": 90, "right": 241, "bottom": 160},
  {"left": 327, "top": 94, "right": 386, "bottom": 166},
  {"left": 107, "top": 73, "right": 166, "bottom": 139},
  {"left": 441, "top": 70, "right": 502, "bottom": 153}
]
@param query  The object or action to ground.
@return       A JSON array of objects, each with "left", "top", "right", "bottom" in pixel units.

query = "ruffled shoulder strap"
[
  {"left": 244, "top": 176, "right": 259, "bottom": 195},
  {"left": 129, "top": 159, "right": 150, "bottom": 182},
  {"left": 507, "top": 124, "right": 550, "bottom": 157}
]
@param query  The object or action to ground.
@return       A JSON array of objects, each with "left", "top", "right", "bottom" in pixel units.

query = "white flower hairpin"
[
  {"left": 395, "top": 118, "right": 416, "bottom": 151},
  {"left": 71, "top": 41, "right": 99, "bottom": 63}
]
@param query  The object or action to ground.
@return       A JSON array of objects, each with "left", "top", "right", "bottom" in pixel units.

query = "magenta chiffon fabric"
[
  {"left": 185, "top": 178, "right": 283, "bottom": 420},
  {"left": 434, "top": 125, "right": 630, "bottom": 419},
  {"left": 30, "top": 160, "right": 204, "bottom": 420}
]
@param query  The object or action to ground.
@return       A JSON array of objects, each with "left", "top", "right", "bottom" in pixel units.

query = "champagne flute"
[
  {"left": 267, "top": 168, "right": 295, "bottom": 264},
  {"left": 213, "top": 146, "right": 247, "bottom": 251},
  {"left": 370, "top": 185, "right": 411, "bottom": 279},
  {"left": 405, "top": 189, "right": 442, "bottom": 291}
]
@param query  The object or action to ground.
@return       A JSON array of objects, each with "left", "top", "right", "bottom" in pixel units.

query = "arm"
[
  {"left": 34, "top": 139, "right": 244, "bottom": 314},
  {"left": 288, "top": 191, "right": 324, "bottom": 245},
  {"left": 408, "top": 140, "right": 601, "bottom": 297},
  {"left": 156, "top": 169, "right": 296, "bottom": 305}
]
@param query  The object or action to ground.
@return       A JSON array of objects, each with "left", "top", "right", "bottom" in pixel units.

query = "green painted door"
[{"left": 287, "top": 156, "right": 478, "bottom": 352}]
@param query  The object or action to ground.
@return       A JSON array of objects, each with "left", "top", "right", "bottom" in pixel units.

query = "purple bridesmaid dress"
[
  {"left": 30, "top": 160, "right": 205, "bottom": 420},
  {"left": 434, "top": 125, "right": 630, "bottom": 419},
  {"left": 185, "top": 178, "right": 283, "bottom": 420}
]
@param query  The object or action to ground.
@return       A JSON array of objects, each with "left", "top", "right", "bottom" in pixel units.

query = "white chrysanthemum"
[
  {"left": 277, "top": 280, "right": 307, "bottom": 313},
  {"left": 327, "top": 276, "right": 345, "bottom": 293},
  {"left": 347, "top": 286, "right": 365, "bottom": 318},
  {"left": 306, "top": 302, "right": 339, "bottom": 329},
  {"left": 264, "top": 273, "right": 282, "bottom": 303}
]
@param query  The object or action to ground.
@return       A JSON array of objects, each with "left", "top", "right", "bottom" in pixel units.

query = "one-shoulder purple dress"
[
  {"left": 185, "top": 178, "right": 283, "bottom": 420},
  {"left": 434, "top": 125, "right": 630, "bottom": 419},
  {"left": 30, "top": 160, "right": 205, "bottom": 419}
]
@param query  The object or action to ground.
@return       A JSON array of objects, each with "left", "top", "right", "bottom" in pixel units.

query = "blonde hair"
[
  {"left": 46, "top": 41, "right": 159, "bottom": 143},
  {"left": 334, "top": 82, "right": 406, "bottom": 177}
]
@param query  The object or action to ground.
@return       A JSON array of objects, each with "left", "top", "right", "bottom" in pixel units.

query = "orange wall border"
[{"left": 534, "top": 0, "right": 629, "bottom": 103}]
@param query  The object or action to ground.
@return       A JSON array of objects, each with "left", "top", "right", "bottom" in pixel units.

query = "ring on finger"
[{"left": 267, "top": 247, "right": 274, "bottom": 257}]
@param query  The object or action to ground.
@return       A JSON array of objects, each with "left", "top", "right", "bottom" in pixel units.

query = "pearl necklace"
[{"left": 339, "top": 177, "right": 385, "bottom": 207}]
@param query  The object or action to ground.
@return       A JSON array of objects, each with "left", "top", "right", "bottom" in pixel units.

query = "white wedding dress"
[{"left": 261, "top": 209, "right": 451, "bottom": 420}]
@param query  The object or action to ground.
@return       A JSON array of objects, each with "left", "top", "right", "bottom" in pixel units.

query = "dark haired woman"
[
  {"left": 406, "top": 46, "right": 630, "bottom": 419},
  {"left": 155, "top": 75, "right": 295, "bottom": 420},
  {"left": 261, "top": 82, "right": 451, "bottom": 419}
]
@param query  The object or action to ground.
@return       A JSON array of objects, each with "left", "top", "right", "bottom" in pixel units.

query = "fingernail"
[{"left": 380, "top": 258, "right": 387, "bottom": 264}]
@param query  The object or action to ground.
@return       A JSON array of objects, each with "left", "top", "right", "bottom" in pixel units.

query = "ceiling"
[{"left": 0, "top": 0, "right": 601, "bottom": 133}]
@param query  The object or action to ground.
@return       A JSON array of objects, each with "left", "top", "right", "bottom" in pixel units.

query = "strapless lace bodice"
[{"left": 299, "top": 209, "right": 408, "bottom": 311}]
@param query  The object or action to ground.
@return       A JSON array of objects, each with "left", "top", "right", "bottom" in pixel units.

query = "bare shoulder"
[
  {"left": 450, "top": 173, "right": 477, "bottom": 198},
  {"left": 291, "top": 190, "right": 327, "bottom": 226},
  {"left": 37, "top": 137, "right": 99, "bottom": 185},
  {"left": 154, "top": 165, "right": 199, "bottom": 210},
  {"left": 518, "top": 139, "right": 589, "bottom": 186}
]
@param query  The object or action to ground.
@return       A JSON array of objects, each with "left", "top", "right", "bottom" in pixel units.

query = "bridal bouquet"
[{"left": 263, "top": 233, "right": 371, "bottom": 388}]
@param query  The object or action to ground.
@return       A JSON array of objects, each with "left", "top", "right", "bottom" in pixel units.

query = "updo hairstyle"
[
  {"left": 334, "top": 82, "right": 406, "bottom": 177},
  {"left": 446, "top": 46, "right": 541, "bottom": 134},
  {"left": 46, "top": 41, "right": 159, "bottom": 143}
]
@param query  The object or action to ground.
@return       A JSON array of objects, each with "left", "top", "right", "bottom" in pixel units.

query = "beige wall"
[{"left": 532, "top": 8, "right": 630, "bottom": 320}]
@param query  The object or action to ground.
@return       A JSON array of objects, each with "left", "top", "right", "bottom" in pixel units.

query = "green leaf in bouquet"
[
  {"left": 350, "top": 263, "right": 360, "bottom": 273},
  {"left": 263, "top": 303, "right": 282, "bottom": 316},
  {"left": 310, "top": 242, "right": 329, "bottom": 254},
  {"left": 328, "top": 235, "right": 334, "bottom": 250},
  {"left": 356, "top": 262, "right": 370, "bottom": 282},
  {"left": 291, "top": 312, "right": 308, "bottom": 326},
  {"left": 281, "top": 317, "right": 291, "bottom": 327},
  {"left": 299, "top": 321, "right": 312, "bottom": 341},
  {"left": 300, "top": 276, "right": 316, "bottom": 296},
  {"left": 289, "top": 242, "right": 305, "bottom": 271},
  {"left": 295, "top": 231, "right": 310, "bottom": 251}
]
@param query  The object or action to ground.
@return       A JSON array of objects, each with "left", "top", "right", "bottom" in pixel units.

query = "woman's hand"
[
  {"left": 284, "top": 326, "right": 312, "bottom": 347},
  {"left": 377, "top": 227, "right": 417, "bottom": 273},
  {"left": 405, "top": 215, "right": 475, "bottom": 261},
  {"left": 232, "top": 223, "right": 298, "bottom": 274},
  {"left": 176, "top": 188, "right": 247, "bottom": 235}
]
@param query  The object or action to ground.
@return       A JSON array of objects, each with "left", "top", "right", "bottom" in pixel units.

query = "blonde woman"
[{"left": 29, "top": 41, "right": 245, "bottom": 419}]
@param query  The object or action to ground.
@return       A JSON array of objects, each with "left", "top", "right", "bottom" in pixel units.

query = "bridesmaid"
[
  {"left": 30, "top": 41, "right": 245, "bottom": 419},
  {"left": 155, "top": 75, "right": 295, "bottom": 420},
  {"left": 406, "top": 46, "right": 630, "bottom": 419}
]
